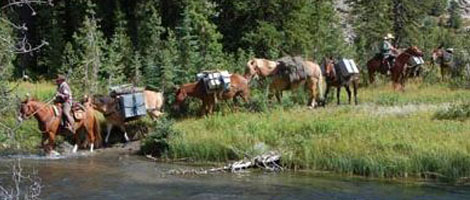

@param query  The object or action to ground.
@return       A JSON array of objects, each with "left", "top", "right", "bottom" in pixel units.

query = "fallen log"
[{"left": 163, "top": 151, "right": 283, "bottom": 175}]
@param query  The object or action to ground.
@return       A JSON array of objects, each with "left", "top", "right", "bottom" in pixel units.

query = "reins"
[{"left": 23, "top": 97, "right": 55, "bottom": 120}]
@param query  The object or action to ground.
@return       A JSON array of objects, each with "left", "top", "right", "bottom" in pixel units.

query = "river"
[{"left": 1, "top": 151, "right": 470, "bottom": 200}]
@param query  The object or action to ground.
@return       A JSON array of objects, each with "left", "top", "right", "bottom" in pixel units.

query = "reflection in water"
[{"left": 1, "top": 154, "right": 470, "bottom": 200}]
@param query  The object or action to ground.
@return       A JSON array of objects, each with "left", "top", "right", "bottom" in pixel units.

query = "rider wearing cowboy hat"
[
  {"left": 55, "top": 74, "right": 74, "bottom": 133},
  {"left": 381, "top": 33, "right": 397, "bottom": 73}
]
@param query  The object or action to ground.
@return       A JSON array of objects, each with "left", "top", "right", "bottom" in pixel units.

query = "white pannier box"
[
  {"left": 408, "top": 56, "right": 424, "bottom": 67},
  {"left": 337, "top": 59, "right": 360, "bottom": 76}
]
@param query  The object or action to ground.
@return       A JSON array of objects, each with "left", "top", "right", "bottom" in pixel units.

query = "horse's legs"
[
  {"left": 336, "top": 87, "right": 341, "bottom": 105},
  {"left": 307, "top": 78, "right": 317, "bottom": 109},
  {"left": 119, "top": 125, "right": 130, "bottom": 143},
  {"left": 105, "top": 123, "right": 113, "bottom": 144},
  {"left": 324, "top": 85, "right": 330, "bottom": 104},
  {"left": 86, "top": 123, "right": 95, "bottom": 152},
  {"left": 368, "top": 68, "right": 375, "bottom": 84},
  {"left": 275, "top": 91, "right": 282, "bottom": 103},
  {"left": 72, "top": 130, "right": 79, "bottom": 153},
  {"left": 46, "top": 131, "right": 55, "bottom": 154},
  {"left": 353, "top": 81, "right": 358, "bottom": 105},
  {"left": 345, "top": 85, "right": 352, "bottom": 104},
  {"left": 40, "top": 134, "right": 48, "bottom": 148}
]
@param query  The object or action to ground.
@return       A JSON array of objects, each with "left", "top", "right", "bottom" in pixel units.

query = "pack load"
[
  {"left": 109, "top": 84, "right": 146, "bottom": 119},
  {"left": 336, "top": 59, "right": 359, "bottom": 77},
  {"left": 443, "top": 51, "right": 453, "bottom": 63},
  {"left": 408, "top": 56, "right": 424, "bottom": 67},
  {"left": 276, "top": 56, "right": 308, "bottom": 82},
  {"left": 196, "top": 70, "right": 231, "bottom": 93}
]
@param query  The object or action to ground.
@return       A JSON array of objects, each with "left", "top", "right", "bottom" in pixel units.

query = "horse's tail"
[{"left": 93, "top": 113, "right": 102, "bottom": 148}]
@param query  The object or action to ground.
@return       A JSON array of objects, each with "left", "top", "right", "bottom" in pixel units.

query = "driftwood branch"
[
  {"left": 163, "top": 151, "right": 283, "bottom": 176},
  {"left": 0, "top": 159, "right": 42, "bottom": 200}
]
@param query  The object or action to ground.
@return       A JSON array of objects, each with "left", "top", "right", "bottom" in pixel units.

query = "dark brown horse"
[
  {"left": 431, "top": 47, "right": 456, "bottom": 81},
  {"left": 323, "top": 57, "right": 360, "bottom": 105},
  {"left": 391, "top": 46, "right": 424, "bottom": 91},
  {"left": 366, "top": 50, "right": 399, "bottom": 84},
  {"left": 173, "top": 73, "right": 250, "bottom": 115},
  {"left": 18, "top": 97, "right": 101, "bottom": 154}
]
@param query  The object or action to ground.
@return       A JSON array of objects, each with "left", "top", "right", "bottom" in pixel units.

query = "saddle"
[
  {"left": 375, "top": 54, "right": 394, "bottom": 73},
  {"left": 52, "top": 102, "right": 86, "bottom": 122}
]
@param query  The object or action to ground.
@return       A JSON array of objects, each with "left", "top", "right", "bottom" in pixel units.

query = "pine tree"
[
  {"left": 36, "top": 3, "right": 65, "bottom": 77},
  {"left": 103, "top": 3, "right": 133, "bottom": 87},
  {"left": 176, "top": 0, "right": 226, "bottom": 75},
  {"left": 136, "top": 1, "right": 165, "bottom": 86},
  {"left": 348, "top": 0, "right": 393, "bottom": 52},
  {"left": 72, "top": 1, "right": 106, "bottom": 95}
]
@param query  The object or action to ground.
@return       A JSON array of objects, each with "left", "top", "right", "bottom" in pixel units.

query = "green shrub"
[
  {"left": 140, "top": 117, "right": 180, "bottom": 157},
  {"left": 434, "top": 103, "right": 470, "bottom": 121}
]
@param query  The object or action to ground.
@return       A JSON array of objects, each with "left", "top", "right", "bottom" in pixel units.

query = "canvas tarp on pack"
[
  {"left": 276, "top": 56, "right": 308, "bottom": 82},
  {"left": 196, "top": 70, "right": 231, "bottom": 93},
  {"left": 119, "top": 92, "right": 147, "bottom": 119},
  {"left": 109, "top": 84, "right": 144, "bottom": 97}
]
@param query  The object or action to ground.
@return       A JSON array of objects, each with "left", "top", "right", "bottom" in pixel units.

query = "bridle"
[{"left": 18, "top": 98, "right": 55, "bottom": 121}]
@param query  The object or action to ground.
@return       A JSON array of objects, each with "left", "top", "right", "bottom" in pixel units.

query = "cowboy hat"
[
  {"left": 384, "top": 33, "right": 395, "bottom": 40},
  {"left": 446, "top": 48, "right": 454, "bottom": 53},
  {"left": 55, "top": 74, "right": 66, "bottom": 81}
]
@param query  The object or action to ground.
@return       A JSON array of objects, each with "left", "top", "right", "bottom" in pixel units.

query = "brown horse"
[
  {"left": 323, "top": 57, "right": 360, "bottom": 105},
  {"left": 18, "top": 97, "right": 101, "bottom": 154},
  {"left": 366, "top": 50, "right": 399, "bottom": 84},
  {"left": 91, "top": 90, "right": 164, "bottom": 144},
  {"left": 173, "top": 73, "right": 250, "bottom": 115},
  {"left": 390, "top": 46, "right": 424, "bottom": 91},
  {"left": 244, "top": 58, "right": 323, "bottom": 108}
]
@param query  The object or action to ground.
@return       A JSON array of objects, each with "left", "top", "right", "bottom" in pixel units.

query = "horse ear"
[{"left": 25, "top": 93, "right": 31, "bottom": 101}]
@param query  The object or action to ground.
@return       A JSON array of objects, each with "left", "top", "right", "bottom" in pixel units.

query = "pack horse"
[
  {"left": 174, "top": 70, "right": 250, "bottom": 115},
  {"left": 92, "top": 85, "right": 164, "bottom": 144}
]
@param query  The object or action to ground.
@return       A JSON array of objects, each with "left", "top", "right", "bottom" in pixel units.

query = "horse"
[
  {"left": 17, "top": 97, "right": 101, "bottom": 154},
  {"left": 173, "top": 73, "right": 250, "bottom": 115},
  {"left": 322, "top": 57, "right": 360, "bottom": 105},
  {"left": 431, "top": 47, "right": 458, "bottom": 81},
  {"left": 390, "top": 46, "right": 424, "bottom": 91},
  {"left": 244, "top": 58, "right": 323, "bottom": 108},
  {"left": 91, "top": 89, "right": 164, "bottom": 144},
  {"left": 366, "top": 49, "right": 401, "bottom": 84}
]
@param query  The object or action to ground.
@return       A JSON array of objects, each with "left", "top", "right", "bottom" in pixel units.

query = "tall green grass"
[{"left": 170, "top": 106, "right": 470, "bottom": 181}]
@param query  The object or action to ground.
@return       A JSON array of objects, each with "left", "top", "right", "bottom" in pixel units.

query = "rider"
[
  {"left": 55, "top": 74, "right": 74, "bottom": 132},
  {"left": 380, "top": 33, "right": 397, "bottom": 73}
]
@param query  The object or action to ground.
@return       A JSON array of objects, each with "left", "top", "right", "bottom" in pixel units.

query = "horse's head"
[
  {"left": 172, "top": 87, "right": 187, "bottom": 111},
  {"left": 244, "top": 59, "right": 259, "bottom": 81},
  {"left": 91, "top": 95, "right": 116, "bottom": 114},
  {"left": 431, "top": 48, "right": 444, "bottom": 64},
  {"left": 324, "top": 57, "right": 336, "bottom": 80},
  {"left": 244, "top": 58, "right": 278, "bottom": 81},
  {"left": 407, "top": 46, "right": 424, "bottom": 57},
  {"left": 17, "top": 97, "right": 34, "bottom": 122}
]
